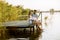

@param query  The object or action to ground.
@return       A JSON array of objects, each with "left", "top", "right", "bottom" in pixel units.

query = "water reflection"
[
  {"left": 5, "top": 27, "right": 43, "bottom": 40},
  {"left": 40, "top": 13, "right": 60, "bottom": 40}
]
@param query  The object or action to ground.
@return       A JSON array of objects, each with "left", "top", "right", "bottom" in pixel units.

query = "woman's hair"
[{"left": 29, "top": 10, "right": 33, "bottom": 15}]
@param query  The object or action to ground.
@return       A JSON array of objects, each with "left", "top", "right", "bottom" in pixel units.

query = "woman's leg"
[
  {"left": 32, "top": 20, "right": 41, "bottom": 29},
  {"left": 36, "top": 21, "right": 42, "bottom": 30}
]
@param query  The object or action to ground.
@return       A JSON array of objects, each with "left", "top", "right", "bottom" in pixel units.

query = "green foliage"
[{"left": 0, "top": 1, "right": 30, "bottom": 23}]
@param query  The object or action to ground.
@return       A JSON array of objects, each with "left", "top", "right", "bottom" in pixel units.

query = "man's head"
[{"left": 34, "top": 10, "right": 37, "bottom": 14}]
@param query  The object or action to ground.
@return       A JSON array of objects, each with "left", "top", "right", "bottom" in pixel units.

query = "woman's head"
[{"left": 29, "top": 10, "right": 33, "bottom": 15}]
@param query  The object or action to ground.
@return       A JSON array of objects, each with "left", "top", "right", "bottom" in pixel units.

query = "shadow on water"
[
  {"left": 0, "top": 27, "right": 43, "bottom": 40},
  {"left": 29, "top": 28, "right": 43, "bottom": 40}
]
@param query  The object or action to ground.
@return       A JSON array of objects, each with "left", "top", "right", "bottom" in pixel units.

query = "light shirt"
[
  {"left": 29, "top": 13, "right": 39, "bottom": 20},
  {"left": 29, "top": 13, "right": 40, "bottom": 24}
]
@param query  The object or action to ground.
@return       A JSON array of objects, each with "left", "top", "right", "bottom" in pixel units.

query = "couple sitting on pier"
[{"left": 28, "top": 10, "right": 42, "bottom": 30}]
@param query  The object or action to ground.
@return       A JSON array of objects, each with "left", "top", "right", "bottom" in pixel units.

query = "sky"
[
  {"left": 5, "top": 0, "right": 60, "bottom": 40},
  {"left": 5, "top": 0, "right": 60, "bottom": 10}
]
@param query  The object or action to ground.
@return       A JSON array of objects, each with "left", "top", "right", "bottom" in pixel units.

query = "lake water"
[{"left": 39, "top": 13, "right": 60, "bottom": 40}]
